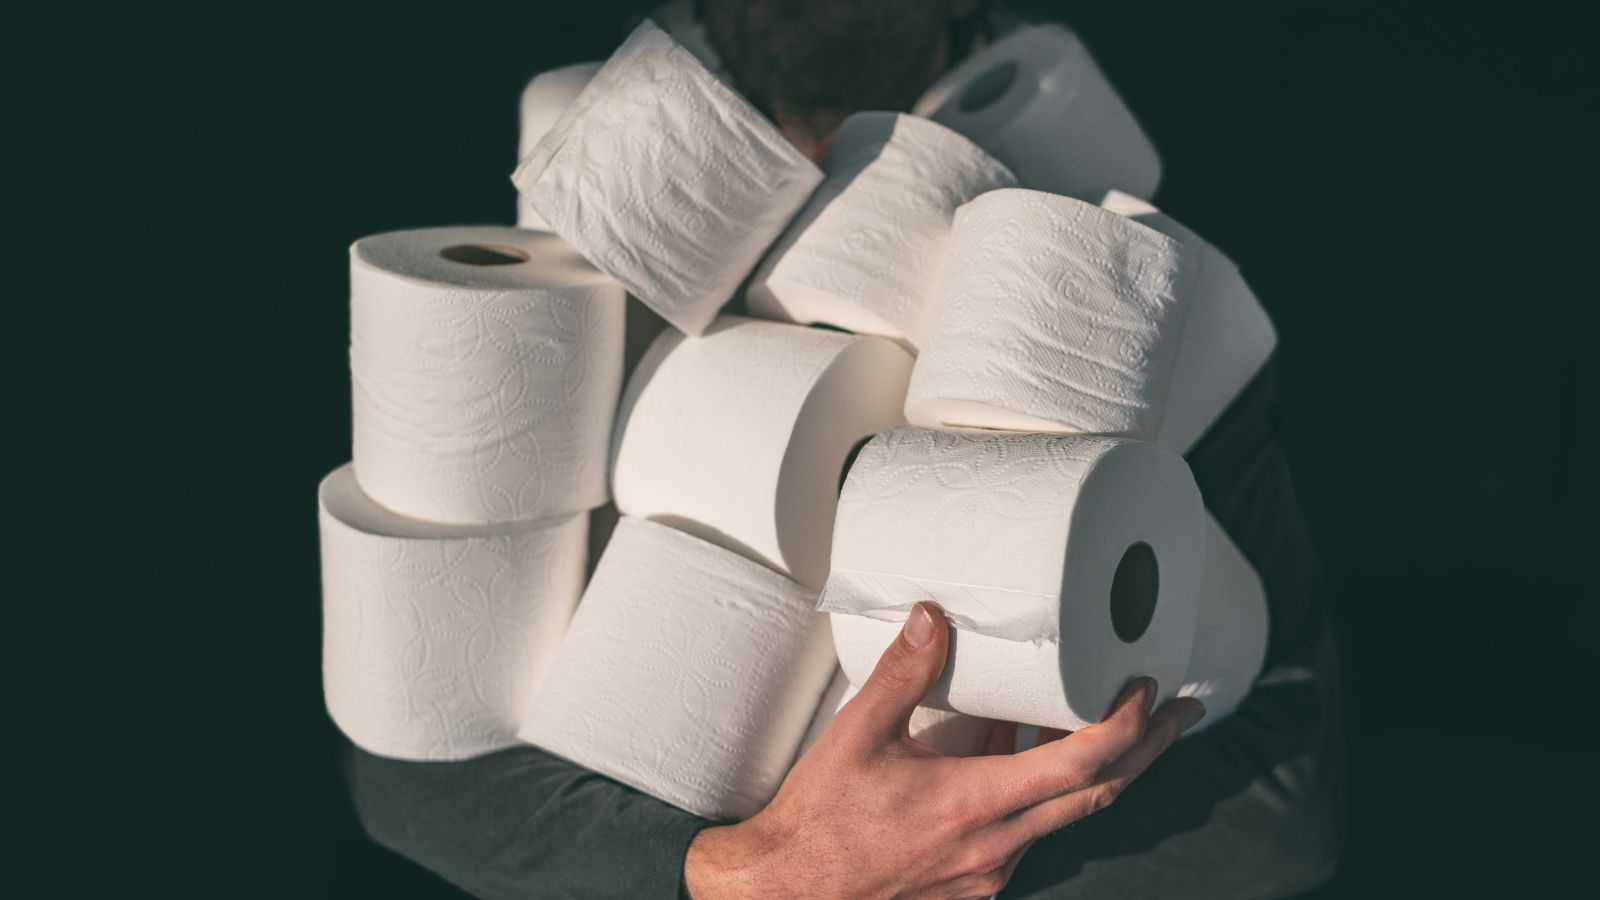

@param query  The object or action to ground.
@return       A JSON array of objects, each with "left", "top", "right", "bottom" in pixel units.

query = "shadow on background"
[{"left": 2, "top": 1, "right": 1593, "bottom": 896}]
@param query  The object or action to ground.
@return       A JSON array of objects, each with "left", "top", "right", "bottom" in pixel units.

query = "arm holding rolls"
[
  {"left": 345, "top": 741, "right": 708, "bottom": 900},
  {"left": 685, "top": 603, "right": 1204, "bottom": 900},
  {"left": 346, "top": 601, "right": 1201, "bottom": 900}
]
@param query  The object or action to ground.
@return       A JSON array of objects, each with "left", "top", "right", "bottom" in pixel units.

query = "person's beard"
[{"left": 701, "top": 0, "right": 956, "bottom": 153}]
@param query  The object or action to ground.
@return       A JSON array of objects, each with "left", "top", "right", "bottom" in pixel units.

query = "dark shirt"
[{"left": 345, "top": 363, "right": 1343, "bottom": 899}]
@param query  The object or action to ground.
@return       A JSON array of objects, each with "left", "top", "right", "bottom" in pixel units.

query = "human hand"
[{"left": 683, "top": 602, "right": 1205, "bottom": 899}]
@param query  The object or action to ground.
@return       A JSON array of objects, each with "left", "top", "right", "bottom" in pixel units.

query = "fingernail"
[
  {"left": 1180, "top": 700, "right": 1207, "bottom": 730},
  {"left": 903, "top": 604, "right": 937, "bottom": 649},
  {"left": 1142, "top": 678, "right": 1159, "bottom": 713},
  {"left": 1118, "top": 677, "right": 1155, "bottom": 712}
]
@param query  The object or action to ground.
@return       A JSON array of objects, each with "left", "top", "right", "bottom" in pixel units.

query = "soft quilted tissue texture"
[
  {"left": 518, "top": 517, "right": 836, "bottom": 820},
  {"left": 319, "top": 465, "right": 588, "bottom": 762},
  {"left": 820, "top": 428, "right": 1206, "bottom": 729},
  {"left": 513, "top": 20, "right": 823, "bottom": 336},
  {"left": 907, "top": 188, "right": 1193, "bottom": 439},
  {"left": 348, "top": 227, "right": 624, "bottom": 525},
  {"left": 748, "top": 112, "right": 1016, "bottom": 350}
]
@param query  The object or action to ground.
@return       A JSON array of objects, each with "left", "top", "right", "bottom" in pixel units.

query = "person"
[{"left": 345, "top": 3, "right": 1345, "bottom": 897}]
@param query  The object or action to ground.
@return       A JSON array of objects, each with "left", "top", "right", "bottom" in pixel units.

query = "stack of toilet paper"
[
  {"left": 820, "top": 186, "right": 1276, "bottom": 733},
  {"left": 316, "top": 5, "right": 1278, "bottom": 816},
  {"left": 318, "top": 226, "right": 625, "bottom": 761},
  {"left": 518, "top": 316, "right": 914, "bottom": 819},
  {"left": 508, "top": 19, "right": 915, "bottom": 819},
  {"left": 747, "top": 112, "right": 1018, "bottom": 350}
]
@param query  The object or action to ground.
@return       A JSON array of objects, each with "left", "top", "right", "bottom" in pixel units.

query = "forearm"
[{"left": 345, "top": 742, "right": 709, "bottom": 900}]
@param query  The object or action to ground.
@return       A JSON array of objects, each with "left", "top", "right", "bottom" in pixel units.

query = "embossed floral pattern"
[
  {"left": 319, "top": 465, "right": 588, "bottom": 761},
  {"left": 519, "top": 518, "right": 836, "bottom": 820},
  {"left": 513, "top": 21, "right": 823, "bottom": 335},
  {"left": 907, "top": 188, "right": 1192, "bottom": 438},
  {"left": 749, "top": 113, "right": 1016, "bottom": 349},
  {"left": 820, "top": 428, "right": 1122, "bottom": 641},
  {"left": 350, "top": 238, "right": 623, "bottom": 525}
]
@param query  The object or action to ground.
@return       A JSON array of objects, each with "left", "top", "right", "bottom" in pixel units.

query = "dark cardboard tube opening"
[
  {"left": 839, "top": 436, "right": 873, "bottom": 494},
  {"left": 958, "top": 60, "right": 1018, "bottom": 113},
  {"left": 1109, "top": 541, "right": 1159, "bottom": 644},
  {"left": 439, "top": 243, "right": 528, "bottom": 266}
]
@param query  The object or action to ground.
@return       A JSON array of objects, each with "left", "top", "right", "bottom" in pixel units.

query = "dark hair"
[{"left": 700, "top": 1, "right": 990, "bottom": 144}]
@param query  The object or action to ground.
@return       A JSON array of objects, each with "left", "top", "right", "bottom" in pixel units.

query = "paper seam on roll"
[
  {"left": 821, "top": 571, "right": 1059, "bottom": 642},
  {"left": 517, "top": 62, "right": 603, "bottom": 230},
  {"left": 823, "top": 428, "right": 1204, "bottom": 725}
]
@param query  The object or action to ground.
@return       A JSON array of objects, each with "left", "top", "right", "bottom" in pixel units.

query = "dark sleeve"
[
  {"left": 346, "top": 743, "right": 710, "bottom": 900},
  {"left": 1184, "top": 361, "right": 1332, "bottom": 671},
  {"left": 1007, "top": 362, "right": 1346, "bottom": 899}
]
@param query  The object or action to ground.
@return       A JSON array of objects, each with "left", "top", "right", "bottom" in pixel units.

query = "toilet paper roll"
[
  {"left": 516, "top": 62, "right": 602, "bottom": 231},
  {"left": 746, "top": 113, "right": 1017, "bottom": 350},
  {"left": 611, "top": 316, "right": 913, "bottom": 590},
  {"left": 318, "top": 464, "right": 587, "bottom": 761},
  {"left": 905, "top": 189, "right": 1193, "bottom": 440},
  {"left": 913, "top": 24, "right": 1161, "bottom": 201},
  {"left": 830, "top": 513, "right": 1265, "bottom": 734},
  {"left": 798, "top": 669, "right": 995, "bottom": 758},
  {"left": 853, "top": 683, "right": 996, "bottom": 757},
  {"left": 819, "top": 428, "right": 1205, "bottom": 730},
  {"left": 513, "top": 21, "right": 823, "bottom": 336},
  {"left": 1101, "top": 190, "right": 1279, "bottom": 452},
  {"left": 583, "top": 296, "right": 673, "bottom": 576},
  {"left": 349, "top": 226, "right": 625, "bottom": 524},
  {"left": 518, "top": 517, "right": 837, "bottom": 820},
  {"left": 1178, "top": 515, "right": 1269, "bottom": 731}
]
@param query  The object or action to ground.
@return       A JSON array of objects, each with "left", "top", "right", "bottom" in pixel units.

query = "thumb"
[{"left": 850, "top": 602, "right": 950, "bottom": 741}]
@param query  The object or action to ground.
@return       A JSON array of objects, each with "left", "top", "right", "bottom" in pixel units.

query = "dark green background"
[{"left": 3, "top": 1, "right": 1594, "bottom": 895}]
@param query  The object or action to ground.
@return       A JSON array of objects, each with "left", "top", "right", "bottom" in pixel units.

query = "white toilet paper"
[
  {"left": 746, "top": 113, "right": 1017, "bottom": 350},
  {"left": 1100, "top": 190, "right": 1279, "bottom": 452},
  {"left": 1179, "top": 515, "right": 1269, "bottom": 731},
  {"left": 611, "top": 316, "right": 913, "bottom": 590},
  {"left": 516, "top": 62, "right": 601, "bottom": 231},
  {"left": 318, "top": 464, "right": 587, "bottom": 761},
  {"left": 819, "top": 428, "right": 1205, "bottom": 730},
  {"left": 798, "top": 670, "right": 995, "bottom": 758},
  {"left": 513, "top": 21, "right": 823, "bottom": 336},
  {"left": 905, "top": 189, "right": 1193, "bottom": 441},
  {"left": 349, "top": 226, "right": 625, "bottom": 524},
  {"left": 913, "top": 24, "right": 1161, "bottom": 201},
  {"left": 584, "top": 296, "right": 673, "bottom": 576},
  {"left": 519, "top": 517, "right": 837, "bottom": 820},
  {"left": 830, "top": 513, "right": 1266, "bottom": 735}
]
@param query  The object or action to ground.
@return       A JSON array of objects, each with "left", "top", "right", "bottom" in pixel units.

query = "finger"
[
  {"left": 962, "top": 676, "right": 1156, "bottom": 816},
  {"left": 994, "top": 697, "right": 1204, "bottom": 844},
  {"left": 935, "top": 837, "right": 1033, "bottom": 899},
  {"left": 845, "top": 602, "right": 950, "bottom": 743}
]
